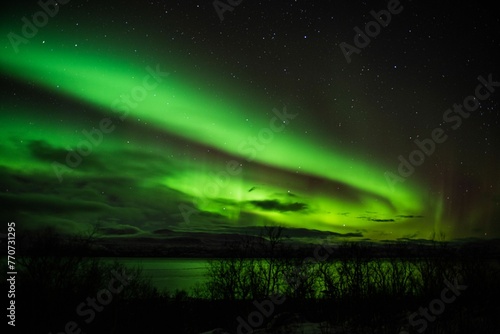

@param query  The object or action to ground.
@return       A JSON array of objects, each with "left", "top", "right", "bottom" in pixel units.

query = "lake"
[
  {"left": 113, "top": 257, "right": 209, "bottom": 292},
  {"left": 112, "top": 257, "right": 467, "bottom": 295}
]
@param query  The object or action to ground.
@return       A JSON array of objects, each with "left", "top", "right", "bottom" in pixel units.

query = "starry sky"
[{"left": 0, "top": 0, "right": 499, "bottom": 243}]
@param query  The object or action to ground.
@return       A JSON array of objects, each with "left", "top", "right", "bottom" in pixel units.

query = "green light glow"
[{"left": 0, "top": 30, "right": 454, "bottom": 240}]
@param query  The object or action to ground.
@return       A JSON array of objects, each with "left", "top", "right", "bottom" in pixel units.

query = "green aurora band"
[{"left": 0, "top": 30, "right": 453, "bottom": 241}]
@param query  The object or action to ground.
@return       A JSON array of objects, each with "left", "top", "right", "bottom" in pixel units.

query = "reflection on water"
[
  {"left": 107, "top": 258, "right": 209, "bottom": 292},
  {"left": 108, "top": 257, "right": 466, "bottom": 294}
]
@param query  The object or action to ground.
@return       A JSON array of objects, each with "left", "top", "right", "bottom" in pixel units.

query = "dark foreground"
[{"left": 6, "top": 229, "right": 500, "bottom": 333}]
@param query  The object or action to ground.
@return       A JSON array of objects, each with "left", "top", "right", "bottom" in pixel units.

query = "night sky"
[{"left": 1, "top": 0, "right": 499, "bottom": 243}]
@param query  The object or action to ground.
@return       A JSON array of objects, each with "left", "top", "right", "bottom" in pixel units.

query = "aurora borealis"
[{"left": 1, "top": 0, "right": 499, "bottom": 242}]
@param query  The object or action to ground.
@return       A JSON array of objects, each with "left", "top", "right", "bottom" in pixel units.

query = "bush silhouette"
[{"left": 12, "top": 226, "right": 159, "bottom": 333}]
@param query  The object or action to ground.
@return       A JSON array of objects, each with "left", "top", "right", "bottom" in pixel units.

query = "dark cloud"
[
  {"left": 276, "top": 228, "right": 362, "bottom": 239},
  {"left": 99, "top": 225, "right": 143, "bottom": 236},
  {"left": 370, "top": 219, "right": 395, "bottom": 222},
  {"left": 249, "top": 199, "right": 308, "bottom": 212},
  {"left": 198, "top": 211, "right": 227, "bottom": 218},
  {"left": 28, "top": 139, "right": 109, "bottom": 172},
  {"left": 28, "top": 140, "right": 68, "bottom": 162},
  {"left": 0, "top": 162, "right": 189, "bottom": 233},
  {"left": 0, "top": 193, "right": 112, "bottom": 213},
  {"left": 400, "top": 233, "right": 419, "bottom": 239},
  {"left": 220, "top": 226, "right": 363, "bottom": 239},
  {"left": 241, "top": 162, "right": 397, "bottom": 211},
  {"left": 152, "top": 229, "right": 175, "bottom": 235}
]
